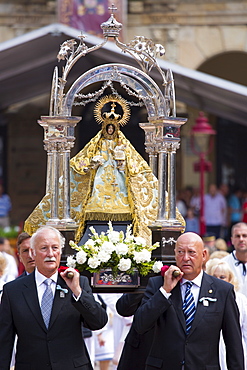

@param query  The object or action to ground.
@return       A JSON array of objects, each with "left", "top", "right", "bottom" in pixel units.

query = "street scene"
[{"left": 0, "top": 1, "right": 247, "bottom": 369}]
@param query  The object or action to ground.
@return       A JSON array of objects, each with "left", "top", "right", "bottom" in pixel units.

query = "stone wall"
[
  {"left": 128, "top": 1, "right": 247, "bottom": 68},
  {"left": 0, "top": 0, "right": 57, "bottom": 42}
]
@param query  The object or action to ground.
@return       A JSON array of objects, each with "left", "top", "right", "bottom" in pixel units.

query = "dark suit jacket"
[
  {"left": 0, "top": 272, "right": 108, "bottom": 370},
  {"left": 134, "top": 273, "right": 244, "bottom": 370},
  {"left": 17, "top": 271, "right": 27, "bottom": 278},
  {"left": 116, "top": 293, "right": 155, "bottom": 370}
]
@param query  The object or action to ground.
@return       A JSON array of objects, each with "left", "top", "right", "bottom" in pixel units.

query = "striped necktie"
[
  {"left": 41, "top": 278, "right": 53, "bottom": 328},
  {"left": 182, "top": 281, "right": 195, "bottom": 335}
]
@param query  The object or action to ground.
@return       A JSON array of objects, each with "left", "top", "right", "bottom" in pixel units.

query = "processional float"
[{"left": 25, "top": 5, "right": 187, "bottom": 286}]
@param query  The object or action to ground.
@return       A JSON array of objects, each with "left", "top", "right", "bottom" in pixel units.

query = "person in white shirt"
[
  {"left": 206, "top": 259, "right": 247, "bottom": 370},
  {"left": 0, "top": 237, "right": 18, "bottom": 282},
  {"left": 223, "top": 222, "right": 247, "bottom": 297},
  {"left": 204, "top": 184, "right": 227, "bottom": 239},
  {"left": 0, "top": 251, "right": 7, "bottom": 301}
]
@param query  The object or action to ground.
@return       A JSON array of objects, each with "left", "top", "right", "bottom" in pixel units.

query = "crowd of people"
[
  {"left": 0, "top": 181, "right": 247, "bottom": 369},
  {"left": 179, "top": 183, "right": 247, "bottom": 243},
  {"left": 0, "top": 222, "right": 246, "bottom": 369}
]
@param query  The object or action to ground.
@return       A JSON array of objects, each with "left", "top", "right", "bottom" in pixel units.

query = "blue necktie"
[
  {"left": 41, "top": 278, "right": 53, "bottom": 328},
  {"left": 182, "top": 281, "right": 196, "bottom": 335}
]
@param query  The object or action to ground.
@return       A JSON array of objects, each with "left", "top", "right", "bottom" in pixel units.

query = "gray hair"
[{"left": 30, "top": 226, "right": 65, "bottom": 251}]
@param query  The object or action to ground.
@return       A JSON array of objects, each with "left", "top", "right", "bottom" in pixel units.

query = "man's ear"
[
  {"left": 202, "top": 248, "right": 209, "bottom": 262},
  {"left": 17, "top": 252, "right": 23, "bottom": 264},
  {"left": 30, "top": 248, "right": 36, "bottom": 258}
]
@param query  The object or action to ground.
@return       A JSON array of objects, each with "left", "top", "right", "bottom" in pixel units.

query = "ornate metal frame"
[{"left": 39, "top": 5, "right": 187, "bottom": 231}]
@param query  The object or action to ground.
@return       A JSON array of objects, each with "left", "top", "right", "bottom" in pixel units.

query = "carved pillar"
[
  {"left": 139, "top": 122, "right": 158, "bottom": 177},
  {"left": 43, "top": 140, "right": 60, "bottom": 222},
  {"left": 149, "top": 117, "right": 187, "bottom": 263},
  {"left": 38, "top": 119, "right": 52, "bottom": 194},
  {"left": 39, "top": 115, "right": 81, "bottom": 230},
  {"left": 167, "top": 141, "right": 180, "bottom": 220}
]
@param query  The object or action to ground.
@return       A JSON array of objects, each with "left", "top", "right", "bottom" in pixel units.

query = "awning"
[{"left": 0, "top": 23, "right": 246, "bottom": 125}]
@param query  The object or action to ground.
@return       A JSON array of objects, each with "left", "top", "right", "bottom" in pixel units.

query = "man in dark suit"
[
  {"left": 16, "top": 231, "right": 35, "bottom": 276},
  {"left": 116, "top": 293, "right": 154, "bottom": 370},
  {"left": 0, "top": 225, "right": 108, "bottom": 370},
  {"left": 134, "top": 232, "right": 244, "bottom": 370}
]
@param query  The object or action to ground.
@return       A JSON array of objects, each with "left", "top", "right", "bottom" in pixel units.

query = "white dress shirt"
[
  {"left": 223, "top": 251, "right": 247, "bottom": 297},
  {"left": 160, "top": 270, "right": 203, "bottom": 306},
  {"left": 35, "top": 268, "right": 57, "bottom": 306}
]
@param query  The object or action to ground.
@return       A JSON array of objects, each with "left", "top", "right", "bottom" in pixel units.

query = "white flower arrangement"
[{"left": 67, "top": 221, "right": 163, "bottom": 277}]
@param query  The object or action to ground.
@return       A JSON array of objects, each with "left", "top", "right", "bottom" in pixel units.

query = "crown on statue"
[{"left": 94, "top": 95, "right": 130, "bottom": 140}]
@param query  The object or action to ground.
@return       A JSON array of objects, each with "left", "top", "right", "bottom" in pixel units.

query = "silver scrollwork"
[{"left": 162, "top": 237, "right": 177, "bottom": 248}]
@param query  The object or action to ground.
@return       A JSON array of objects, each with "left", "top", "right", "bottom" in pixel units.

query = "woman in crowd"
[
  {"left": 0, "top": 251, "right": 7, "bottom": 302},
  {"left": 206, "top": 259, "right": 247, "bottom": 369}
]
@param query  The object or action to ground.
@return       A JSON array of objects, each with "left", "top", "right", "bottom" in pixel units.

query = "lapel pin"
[
  {"left": 56, "top": 284, "right": 68, "bottom": 298},
  {"left": 199, "top": 297, "right": 217, "bottom": 307}
]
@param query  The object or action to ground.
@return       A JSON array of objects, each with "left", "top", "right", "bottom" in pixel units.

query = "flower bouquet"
[{"left": 67, "top": 222, "right": 163, "bottom": 278}]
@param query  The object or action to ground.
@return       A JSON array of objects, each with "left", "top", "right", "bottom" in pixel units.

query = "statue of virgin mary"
[
  {"left": 24, "top": 95, "right": 183, "bottom": 244},
  {"left": 68, "top": 95, "right": 159, "bottom": 244}
]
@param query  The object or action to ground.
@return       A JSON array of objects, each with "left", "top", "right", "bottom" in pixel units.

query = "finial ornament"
[
  {"left": 51, "top": 3, "right": 175, "bottom": 118},
  {"left": 108, "top": 4, "right": 117, "bottom": 14},
  {"left": 101, "top": 4, "right": 122, "bottom": 38}
]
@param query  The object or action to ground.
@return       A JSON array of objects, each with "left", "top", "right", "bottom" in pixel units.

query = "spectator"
[
  {"left": 0, "top": 183, "right": 11, "bottom": 228},
  {"left": 223, "top": 222, "right": 247, "bottom": 297},
  {"left": 0, "top": 251, "right": 7, "bottom": 301},
  {"left": 176, "top": 191, "right": 187, "bottom": 218},
  {"left": 16, "top": 232, "right": 35, "bottom": 276},
  {"left": 209, "top": 250, "right": 229, "bottom": 259},
  {"left": 228, "top": 187, "right": 243, "bottom": 228},
  {"left": 219, "top": 183, "right": 230, "bottom": 241},
  {"left": 206, "top": 259, "right": 247, "bottom": 370},
  {"left": 242, "top": 190, "right": 247, "bottom": 223},
  {"left": 215, "top": 237, "right": 228, "bottom": 252},
  {"left": 0, "top": 237, "right": 18, "bottom": 282},
  {"left": 190, "top": 187, "right": 201, "bottom": 218},
  {"left": 204, "top": 184, "right": 227, "bottom": 239},
  {"left": 202, "top": 233, "right": 217, "bottom": 255},
  {"left": 219, "top": 183, "right": 230, "bottom": 199},
  {"left": 181, "top": 186, "right": 194, "bottom": 210},
  {"left": 185, "top": 207, "right": 199, "bottom": 234}
]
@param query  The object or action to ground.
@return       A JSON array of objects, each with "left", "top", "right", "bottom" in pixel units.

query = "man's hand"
[
  {"left": 163, "top": 265, "right": 183, "bottom": 293},
  {"left": 60, "top": 268, "right": 82, "bottom": 298}
]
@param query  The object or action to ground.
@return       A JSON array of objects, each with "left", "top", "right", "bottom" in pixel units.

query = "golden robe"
[{"left": 24, "top": 130, "right": 160, "bottom": 244}]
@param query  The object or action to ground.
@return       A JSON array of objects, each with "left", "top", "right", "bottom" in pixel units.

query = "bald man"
[{"left": 134, "top": 232, "right": 244, "bottom": 370}]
